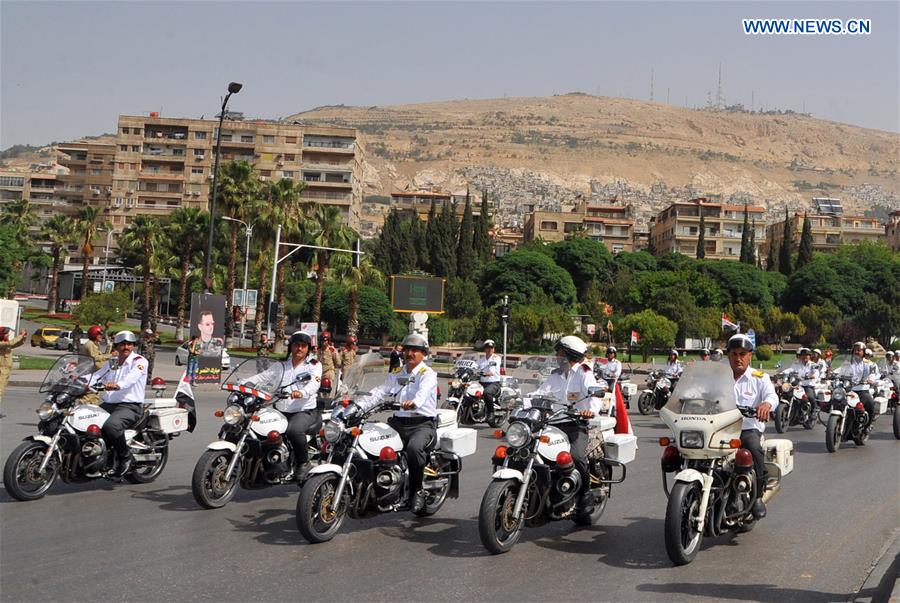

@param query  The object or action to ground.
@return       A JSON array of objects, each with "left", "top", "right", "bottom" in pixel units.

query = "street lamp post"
[
  {"left": 203, "top": 81, "right": 243, "bottom": 292},
  {"left": 97, "top": 227, "right": 113, "bottom": 292},
  {"left": 221, "top": 216, "right": 253, "bottom": 347}
]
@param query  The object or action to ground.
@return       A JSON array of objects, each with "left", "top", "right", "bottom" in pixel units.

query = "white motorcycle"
[
  {"left": 3, "top": 354, "right": 191, "bottom": 501},
  {"left": 659, "top": 363, "right": 793, "bottom": 565}
]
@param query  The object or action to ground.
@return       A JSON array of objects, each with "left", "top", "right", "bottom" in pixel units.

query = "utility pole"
[
  {"left": 501, "top": 295, "right": 509, "bottom": 371},
  {"left": 650, "top": 67, "right": 654, "bottom": 102}
]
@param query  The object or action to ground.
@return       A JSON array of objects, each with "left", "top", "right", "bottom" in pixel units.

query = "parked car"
[
  {"left": 30, "top": 327, "right": 63, "bottom": 348},
  {"left": 174, "top": 341, "right": 231, "bottom": 369},
  {"left": 55, "top": 330, "right": 89, "bottom": 351}
]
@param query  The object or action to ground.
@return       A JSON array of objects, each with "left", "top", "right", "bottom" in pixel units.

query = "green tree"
[
  {"left": 854, "top": 293, "right": 900, "bottom": 347},
  {"left": 622, "top": 309, "right": 678, "bottom": 361},
  {"left": 480, "top": 249, "right": 577, "bottom": 308},
  {"left": 614, "top": 250, "right": 657, "bottom": 273},
  {"left": 798, "top": 301, "right": 842, "bottom": 345},
  {"left": 797, "top": 212, "right": 814, "bottom": 269},
  {"left": 166, "top": 208, "right": 208, "bottom": 341},
  {"left": 473, "top": 189, "right": 493, "bottom": 264},
  {"left": 118, "top": 215, "right": 166, "bottom": 331},
  {"left": 696, "top": 211, "right": 706, "bottom": 259},
  {"left": 725, "top": 302, "right": 765, "bottom": 334},
  {"left": 764, "top": 307, "right": 805, "bottom": 348},
  {"left": 431, "top": 201, "right": 456, "bottom": 278},
  {"left": 0, "top": 224, "right": 30, "bottom": 297},
  {"left": 749, "top": 218, "right": 757, "bottom": 266},
  {"left": 551, "top": 237, "right": 614, "bottom": 297},
  {"left": 739, "top": 203, "right": 753, "bottom": 264},
  {"left": 766, "top": 228, "right": 777, "bottom": 272},
  {"left": 308, "top": 204, "right": 352, "bottom": 325},
  {"left": 456, "top": 195, "right": 475, "bottom": 277},
  {"left": 510, "top": 295, "right": 573, "bottom": 351},
  {"left": 74, "top": 205, "right": 109, "bottom": 299},
  {"left": 40, "top": 215, "right": 76, "bottom": 313},
  {"left": 446, "top": 278, "right": 483, "bottom": 319},
  {"left": 73, "top": 290, "right": 134, "bottom": 328},
  {"left": 320, "top": 282, "right": 397, "bottom": 340},
  {"left": 0, "top": 198, "right": 40, "bottom": 297},
  {"left": 778, "top": 209, "right": 793, "bottom": 276},
  {"left": 331, "top": 251, "right": 385, "bottom": 337}
]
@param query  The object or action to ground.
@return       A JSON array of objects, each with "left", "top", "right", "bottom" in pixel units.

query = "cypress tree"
[
  {"left": 766, "top": 228, "right": 777, "bottom": 271},
  {"left": 749, "top": 217, "right": 757, "bottom": 265},
  {"left": 427, "top": 200, "right": 439, "bottom": 274},
  {"left": 456, "top": 195, "right": 475, "bottom": 277},
  {"left": 433, "top": 200, "right": 456, "bottom": 278},
  {"left": 797, "top": 212, "right": 814, "bottom": 269},
  {"left": 778, "top": 208, "right": 793, "bottom": 276},
  {"left": 473, "top": 189, "right": 493, "bottom": 263},
  {"left": 397, "top": 217, "right": 416, "bottom": 273},
  {"left": 696, "top": 210, "right": 706, "bottom": 259},
  {"left": 739, "top": 203, "right": 752, "bottom": 264}
]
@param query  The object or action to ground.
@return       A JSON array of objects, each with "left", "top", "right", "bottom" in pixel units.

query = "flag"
[
  {"left": 614, "top": 383, "right": 633, "bottom": 436},
  {"left": 722, "top": 312, "right": 740, "bottom": 332},
  {"left": 606, "top": 319, "right": 614, "bottom": 332},
  {"left": 630, "top": 330, "right": 639, "bottom": 346}
]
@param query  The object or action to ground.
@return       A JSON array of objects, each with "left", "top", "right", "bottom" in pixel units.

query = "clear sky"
[{"left": 2, "top": 1, "right": 898, "bottom": 147}]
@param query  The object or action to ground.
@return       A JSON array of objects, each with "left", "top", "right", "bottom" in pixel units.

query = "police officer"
[
  {"left": 665, "top": 350, "right": 684, "bottom": 379},
  {"left": 793, "top": 348, "right": 820, "bottom": 422},
  {"left": 0, "top": 326, "right": 27, "bottom": 419},
  {"left": 811, "top": 348, "right": 828, "bottom": 376},
  {"left": 710, "top": 348, "right": 724, "bottom": 362},
  {"left": 274, "top": 332, "right": 323, "bottom": 478},
  {"left": 90, "top": 331, "right": 147, "bottom": 477},
  {"left": 529, "top": 335, "right": 601, "bottom": 512},
  {"left": 840, "top": 342, "right": 877, "bottom": 427},
  {"left": 726, "top": 333, "right": 777, "bottom": 518},
  {"left": 358, "top": 333, "right": 437, "bottom": 513},
  {"left": 600, "top": 346, "right": 623, "bottom": 387},
  {"left": 886, "top": 352, "right": 900, "bottom": 394},
  {"left": 83, "top": 325, "right": 113, "bottom": 369},
  {"left": 318, "top": 331, "right": 341, "bottom": 385},
  {"left": 476, "top": 339, "right": 503, "bottom": 422},
  {"left": 699, "top": 348, "right": 711, "bottom": 362},
  {"left": 864, "top": 348, "right": 881, "bottom": 380}
]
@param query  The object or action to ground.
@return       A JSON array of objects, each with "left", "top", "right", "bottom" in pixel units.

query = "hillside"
[{"left": 288, "top": 94, "right": 900, "bottom": 225}]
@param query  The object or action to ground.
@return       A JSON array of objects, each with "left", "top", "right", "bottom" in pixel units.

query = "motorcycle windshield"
[
  {"left": 664, "top": 362, "right": 737, "bottom": 416},
  {"left": 40, "top": 354, "right": 97, "bottom": 395},
  {"left": 340, "top": 352, "right": 385, "bottom": 398},
  {"left": 222, "top": 357, "right": 284, "bottom": 401}
]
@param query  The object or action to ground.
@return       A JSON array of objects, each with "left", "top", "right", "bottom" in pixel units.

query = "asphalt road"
[{"left": 1, "top": 382, "right": 898, "bottom": 602}]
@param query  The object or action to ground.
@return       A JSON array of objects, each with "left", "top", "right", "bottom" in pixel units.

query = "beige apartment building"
[
  {"left": 1, "top": 164, "right": 66, "bottom": 235},
  {"left": 760, "top": 211, "right": 886, "bottom": 257},
  {"left": 523, "top": 200, "right": 635, "bottom": 254},
  {"left": 649, "top": 198, "right": 766, "bottom": 260},
  {"left": 887, "top": 210, "right": 900, "bottom": 252}
]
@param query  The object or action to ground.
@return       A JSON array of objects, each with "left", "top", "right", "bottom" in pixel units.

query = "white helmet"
[
  {"left": 864, "top": 348, "right": 873, "bottom": 358},
  {"left": 113, "top": 330, "right": 137, "bottom": 345},
  {"left": 401, "top": 333, "right": 429, "bottom": 351},
  {"left": 555, "top": 335, "right": 587, "bottom": 360},
  {"left": 727, "top": 333, "right": 755, "bottom": 352},
  {"left": 813, "top": 348, "right": 823, "bottom": 356},
  {"left": 483, "top": 339, "right": 496, "bottom": 349},
  {"left": 852, "top": 341, "right": 866, "bottom": 351},
  {"left": 669, "top": 349, "right": 679, "bottom": 358},
  {"left": 886, "top": 351, "right": 895, "bottom": 358}
]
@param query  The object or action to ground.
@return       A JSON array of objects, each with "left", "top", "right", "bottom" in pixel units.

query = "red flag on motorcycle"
[{"left": 614, "top": 383, "right": 633, "bottom": 436}]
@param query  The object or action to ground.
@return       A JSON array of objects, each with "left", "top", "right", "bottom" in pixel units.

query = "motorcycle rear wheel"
[
  {"left": 479, "top": 480, "right": 524, "bottom": 554},
  {"left": 3, "top": 440, "right": 60, "bottom": 501},
  {"left": 415, "top": 476, "right": 451, "bottom": 517},
  {"left": 125, "top": 433, "right": 169, "bottom": 484},
  {"left": 893, "top": 406, "right": 900, "bottom": 440},
  {"left": 825, "top": 415, "right": 842, "bottom": 453},
  {"left": 191, "top": 449, "right": 240, "bottom": 509},
  {"left": 487, "top": 408, "right": 510, "bottom": 429},
  {"left": 573, "top": 463, "right": 611, "bottom": 526},
  {"left": 774, "top": 405, "right": 789, "bottom": 433},
  {"left": 297, "top": 473, "right": 347, "bottom": 543},
  {"left": 665, "top": 481, "right": 703, "bottom": 566},
  {"left": 637, "top": 392, "right": 654, "bottom": 415}
]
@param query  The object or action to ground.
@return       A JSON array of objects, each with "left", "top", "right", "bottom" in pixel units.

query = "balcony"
[
  {"left": 141, "top": 150, "right": 186, "bottom": 162},
  {"left": 140, "top": 171, "right": 184, "bottom": 180},
  {"left": 300, "top": 191, "right": 352, "bottom": 202},
  {"left": 144, "top": 132, "right": 189, "bottom": 142},
  {"left": 303, "top": 139, "right": 355, "bottom": 152}
]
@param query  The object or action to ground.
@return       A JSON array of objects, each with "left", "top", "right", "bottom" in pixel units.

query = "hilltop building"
[
  {"left": 523, "top": 199, "right": 635, "bottom": 254},
  {"left": 648, "top": 198, "right": 765, "bottom": 260}
]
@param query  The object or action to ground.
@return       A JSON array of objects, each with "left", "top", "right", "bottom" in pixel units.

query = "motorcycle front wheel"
[
  {"left": 825, "top": 415, "right": 842, "bottom": 453},
  {"left": 637, "top": 392, "right": 654, "bottom": 415},
  {"left": 125, "top": 432, "right": 169, "bottom": 484},
  {"left": 665, "top": 481, "right": 704, "bottom": 566},
  {"left": 297, "top": 473, "right": 348, "bottom": 543},
  {"left": 3, "top": 440, "right": 61, "bottom": 501},
  {"left": 774, "top": 404, "right": 789, "bottom": 433},
  {"left": 191, "top": 449, "right": 241, "bottom": 509},
  {"left": 852, "top": 422, "right": 869, "bottom": 446},
  {"left": 478, "top": 480, "right": 524, "bottom": 554}
]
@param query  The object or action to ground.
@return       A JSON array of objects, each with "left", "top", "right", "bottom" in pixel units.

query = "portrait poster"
[{"left": 188, "top": 293, "right": 226, "bottom": 384}]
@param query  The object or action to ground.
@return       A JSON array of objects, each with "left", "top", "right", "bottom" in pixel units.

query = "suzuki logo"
[{"left": 370, "top": 433, "right": 393, "bottom": 442}]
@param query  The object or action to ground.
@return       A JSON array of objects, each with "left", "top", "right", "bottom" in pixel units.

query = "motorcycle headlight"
[
  {"left": 324, "top": 420, "right": 344, "bottom": 443},
  {"left": 832, "top": 388, "right": 846, "bottom": 403},
  {"left": 506, "top": 422, "right": 531, "bottom": 448},
  {"left": 223, "top": 405, "right": 244, "bottom": 425},
  {"left": 227, "top": 392, "right": 242, "bottom": 405},
  {"left": 37, "top": 401, "right": 57, "bottom": 420},
  {"left": 659, "top": 377, "right": 671, "bottom": 389},
  {"left": 680, "top": 431, "right": 704, "bottom": 449},
  {"left": 449, "top": 380, "right": 459, "bottom": 388},
  {"left": 781, "top": 382, "right": 792, "bottom": 393}
]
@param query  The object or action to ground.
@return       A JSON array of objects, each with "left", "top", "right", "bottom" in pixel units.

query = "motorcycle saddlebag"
[
  {"left": 621, "top": 382, "right": 638, "bottom": 398},
  {"left": 150, "top": 408, "right": 189, "bottom": 434},
  {"left": 604, "top": 433, "right": 637, "bottom": 464},
  {"left": 764, "top": 438, "right": 794, "bottom": 476},
  {"left": 436, "top": 408, "right": 457, "bottom": 429},
  {"left": 874, "top": 396, "right": 889, "bottom": 415},
  {"left": 439, "top": 427, "right": 476, "bottom": 457}
]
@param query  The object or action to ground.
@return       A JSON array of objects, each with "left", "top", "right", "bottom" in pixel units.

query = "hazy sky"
[{"left": 2, "top": 1, "right": 898, "bottom": 147}]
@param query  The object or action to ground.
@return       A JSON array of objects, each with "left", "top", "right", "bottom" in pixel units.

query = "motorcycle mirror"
[
  {"left": 588, "top": 384, "right": 607, "bottom": 396},
  {"left": 774, "top": 362, "right": 783, "bottom": 369}
]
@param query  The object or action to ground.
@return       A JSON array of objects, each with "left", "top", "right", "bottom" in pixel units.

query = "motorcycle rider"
[
  {"left": 864, "top": 349, "right": 881, "bottom": 380},
  {"left": 885, "top": 351, "right": 899, "bottom": 387},
  {"left": 792, "top": 348, "right": 820, "bottom": 420},
  {"left": 89, "top": 331, "right": 147, "bottom": 477},
  {"left": 699, "top": 348, "right": 710, "bottom": 362},
  {"left": 811, "top": 348, "right": 828, "bottom": 377},
  {"left": 477, "top": 339, "right": 503, "bottom": 422},
  {"left": 726, "top": 333, "right": 777, "bottom": 518},
  {"left": 528, "top": 335, "right": 601, "bottom": 512},
  {"left": 357, "top": 333, "right": 437, "bottom": 514},
  {"left": 664, "top": 350, "right": 684, "bottom": 379},
  {"left": 839, "top": 342, "right": 877, "bottom": 430},
  {"left": 710, "top": 348, "right": 724, "bottom": 362},
  {"left": 599, "top": 346, "right": 623, "bottom": 388}
]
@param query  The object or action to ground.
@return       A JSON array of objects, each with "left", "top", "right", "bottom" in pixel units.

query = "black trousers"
[
  {"left": 856, "top": 390, "right": 875, "bottom": 424},
  {"left": 740, "top": 429, "right": 767, "bottom": 498},
  {"left": 557, "top": 422, "right": 590, "bottom": 495},
  {"left": 481, "top": 382, "right": 501, "bottom": 418},
  {"left": 284, "top": 410, "right": 322, "bottom": 465},
  {"left": 388, "top": 416, "right": 436, "bottom": 493},
  {"left": 100, "top": 403, "right": 143, "bottom": 458}
]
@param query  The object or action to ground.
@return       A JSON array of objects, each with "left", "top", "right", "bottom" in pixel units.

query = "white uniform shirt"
[
  {"left": 791, "top": 360, "right": 820, "bottom": 387},
  {"left": 477, "top": 353, "right": 503, "bottom": 383},
  {"left": 360, "top": 362, "right": 437, "bottom": 418},
  {"left": 865, "top": 359, "right": 881, "bottom": 380},
  {"left": 841, "top": 358, "right": 876, "bottom": 392},
  {"left": 813, "top": 359, "right": 828, "bottom": 376},
  {"left": 887, "top": 360, "right": 900, "bottom": 376},
  {"left": 529, "top": 362, "right": 602, "bottom": 415},
  {"left": 599, "top": 358, "right": 622, "bottom": 384},
  {"left": 665, "top": 360, "right": 684, "bottom": 379},
  {"left": 733, "top": 367, "right": 779, "bottom": 433},
  {"left": 91, "top": 352, "right": 147, "bottom": 405},
  {"left": 274, "top": 356, "right": 323, "bottom": 413}
]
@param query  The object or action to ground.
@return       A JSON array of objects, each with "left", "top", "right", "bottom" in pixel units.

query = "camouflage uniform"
[
  {"left": 319, "top": 343, "right": 341, "bottom": 383},
  {"left": 0, "top": 332, "right": 27, "bottom": 405},
  {"left": 82, "top": 339, "right": 112, "bottom": 405}
]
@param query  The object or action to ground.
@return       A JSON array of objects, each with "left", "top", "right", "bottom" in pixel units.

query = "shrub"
[{"left": 755, "top": 345, "right": 774, "bottom": 361}]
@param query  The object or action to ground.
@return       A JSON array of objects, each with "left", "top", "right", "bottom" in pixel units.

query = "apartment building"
[
  {"left": 887, "top": 210, "right": 900, "bottom": 252},
  {"left": 760, "top": 211, "right": 886, "bottom": 257},
  {"left": 649, "top": 198, "right": 766, "bottom": 260},
  {"left": 523, "top": 200, "right": 635, "bottom": 254},
  {"left": 1, "top": 164, "right": 68, "bottom": 232}
]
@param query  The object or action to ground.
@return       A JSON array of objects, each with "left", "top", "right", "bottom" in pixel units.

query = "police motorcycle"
[
  {"left": 477, "top": 382, "right": 636, "bottom": 555},
  {"left": 824, "top": 365, "right": 876, "bottom": 453},
  {"left": 446, "top": 358, "right": 517, "bottom": 428},
  {"left": 659, "top": 363, "right": 793, "bottom": 565},
  {"left": 3, "top": 354, "right": 190, "bottom": 501},
  {"left": 637, "top": 370, "right": 677, "bottom": 415},
  {"left": 594, "top": 361, "right": 636, "bottom": 409},
  {"left": 296, "top": 352, "right": 476, "bottom": 543},
  {"left": 191, "top": 357, "right": 324, "bottom": 509},
  {"left": 771, "top": 368, "right": 817, "bottom": 432}
]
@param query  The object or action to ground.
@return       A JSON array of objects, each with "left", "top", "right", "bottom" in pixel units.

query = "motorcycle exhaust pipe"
[
  {"left": 81, "top": 440, "right": 104, "bottom": 458},
  {"left": 556, "top": 472, "right": 581, "bottom": 496},
  {"left": 733, "top": 474, "right": 752, "bottom": 493}
]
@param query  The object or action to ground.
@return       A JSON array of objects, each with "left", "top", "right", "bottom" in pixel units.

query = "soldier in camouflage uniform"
[
  {"left": 318, "top": 331, "right": 341, "bottom": 385},
  {"left": 0, "top": 327, "right": 28, "bottom": 419},
  {"left": 82, "top": 326, "right": 114, "bottom": 405}
]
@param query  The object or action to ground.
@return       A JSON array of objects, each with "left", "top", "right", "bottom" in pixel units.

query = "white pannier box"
[
  {"left": 440, "top": 427, "right": 477, "bottom": 457},
  {"left": 764, "top": 438, "right": 794, "bottom": 476},
  {"left": 436, "top": 408, "right": 457, "bottom": 430},
  {"left": 621, "top": 382, "right": 638, "bottom": 398},
  {"left": 874, "top": 396, "right": 889, "bottom": 415},
  {"left": 150, "top": 408, "right": 189, "bottom": 434},
  {"left": 604, "top": 433, "right": 637, "bottom": 464}
]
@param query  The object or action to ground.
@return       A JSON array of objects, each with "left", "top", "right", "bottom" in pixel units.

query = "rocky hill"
[{"left": 288, "top": 94, "right": 900, "bottom": 226}]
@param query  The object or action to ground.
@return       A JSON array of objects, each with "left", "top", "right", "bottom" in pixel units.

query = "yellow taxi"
[{"left": 30, "top": 327, "right": 63, "bottom": 348}]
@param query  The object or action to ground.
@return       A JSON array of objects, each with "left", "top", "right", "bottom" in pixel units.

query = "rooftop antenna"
[
  {"left": 667, "top": 87, "right": 670, "bottom": 105},
  {"left": 716, "top": 63, "right": 725, "bottom": 109},
  {"left": 650, "top": 67, "right": 654, "bottom": 102}
]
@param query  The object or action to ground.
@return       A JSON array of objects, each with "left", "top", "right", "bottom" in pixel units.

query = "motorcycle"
[
  {"left": 825, "top": 366, "right": 877, "bottom": 453},
  {"left": 593, "top": 363, "right": 636, "bottom": 409},
  {"left": 296, "top": 353, "right": 476, "bottom": 543},
  {"left": 477, "top": 383, "right": 636, "bottom": 554},
  {"left": 771, "top": 369, "right": 817, "bottom": 432},
  {"left": 191, "top": 357, "right": 326, "bottom": 509},
  {"left": 446, "top": 359, "right": 517, "bottom": 428},
  {"left": 659, "top": 363, "right": 793, "bottom": 565},
  {"left": 886, "top": 378, "right": 900, "bottom": 440},
  {"left": 637, "top": 370, "right": 678, "bottom": 415},
  {"left": 4, "top": 354, "right": 190, "bottom": 501}
]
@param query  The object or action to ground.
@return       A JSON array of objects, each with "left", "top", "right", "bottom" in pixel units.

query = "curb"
[{"left": 851, "top": 528, "right": 900, "bottom": 603}]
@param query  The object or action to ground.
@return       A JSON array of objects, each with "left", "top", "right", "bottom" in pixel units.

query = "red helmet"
[
  {"left": 348, "top": 336, "right": 357, "bottom": 345},
  {"left": 87, "top": 325, "right": 104, "bottom": 340},
  {"left": 0, "top": 326, "right": 9, "bottom": 339},
  {"left": 322, "top": 331, "right": 331, "bottom": 340}
]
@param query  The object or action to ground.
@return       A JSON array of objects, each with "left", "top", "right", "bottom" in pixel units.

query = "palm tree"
[
  {"left": 307, "top": 204, "right": 352, "bottom": 327},
  {"left": 118, "top": 215, "right": 165, "bottom": 331},
  {"left": 167, "top": 208, "right": 208, "bottom": 340},
  {"left": 331, "top": 251, "right": 384, "bottom": 337},
  {"left": 39, "top": 215, "right": 76, "bottom": 313},
  {"left": 74, "top": 206, "right": 109, "bottom": 299},
  {"left": 0, "top": 198, "right": 39, "bottom": 298}
]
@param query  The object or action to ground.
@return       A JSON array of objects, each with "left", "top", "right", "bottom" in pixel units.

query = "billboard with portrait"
[{"left": 188, "top": 293, "right": 226, "bottom": 384}]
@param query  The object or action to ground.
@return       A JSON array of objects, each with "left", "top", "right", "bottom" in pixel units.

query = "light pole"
[
  {"left": 203, "top": 81, "right": 243, "bottom": 292},
  {"left": 97, "top": 227, "right": 113, "bottom": 292},
  {"left": 221, "top": 216, "right": 253, "bottom": 346}
]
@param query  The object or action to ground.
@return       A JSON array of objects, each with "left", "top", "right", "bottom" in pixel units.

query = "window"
[
  {"left": 133, "top": 128, "right": 141, "bottom": 136},
  {"left": 119, "top": 145, "right": 128, "bottom": 152},
  {"left": 220, "top": 134, "right": 232, "bottom": 142},
  {"left": 564, "top": 222, "right": 582, "bottom": 233},
  {"left": 131, "top": 145, "right": 140, "bottom": 152},
  {"left": 260, "top": 170, "right": 272, "bottom": 177},
  {"left": 240, "top": 135, "right": 254, "bottom": 143},
  {"left": 191, "top": 167, "right": 203, "bottom": 175},
  {"left": 0, "top": 176, "right": 24, "bottom": 187},
  {"left": 195, "top": 131, "right": 207, "bottom": 140},
  {"left": 190, "top": 183, "right": 201, "bottom": 193},
  {"left": 263, "top": 135, "right": 275, "bottom": 144},
  {"left": 285, "top": 136, "right": 297, "bottom": 144},
  {"left": 285, "top": 153, "right": 295, "bottom": 161},
  {"left": 121, "top": 127, "right": 130, "bottom": 134},
  {"left": 540, "top": 221, "right": 558, "bottom": 231},
  {"left": 612, "top": 244, "right": 624, "bottom": 254},
  {"left": 282, "top": 171, "right": 294, "bottom": 179},
  {"left": 91, "top": 169, "right": 102, "bottom": 176}
]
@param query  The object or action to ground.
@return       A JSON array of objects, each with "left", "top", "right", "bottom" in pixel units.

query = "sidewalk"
[{"left": 852, "top": 528, "right": 900, "bottom": 603}]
